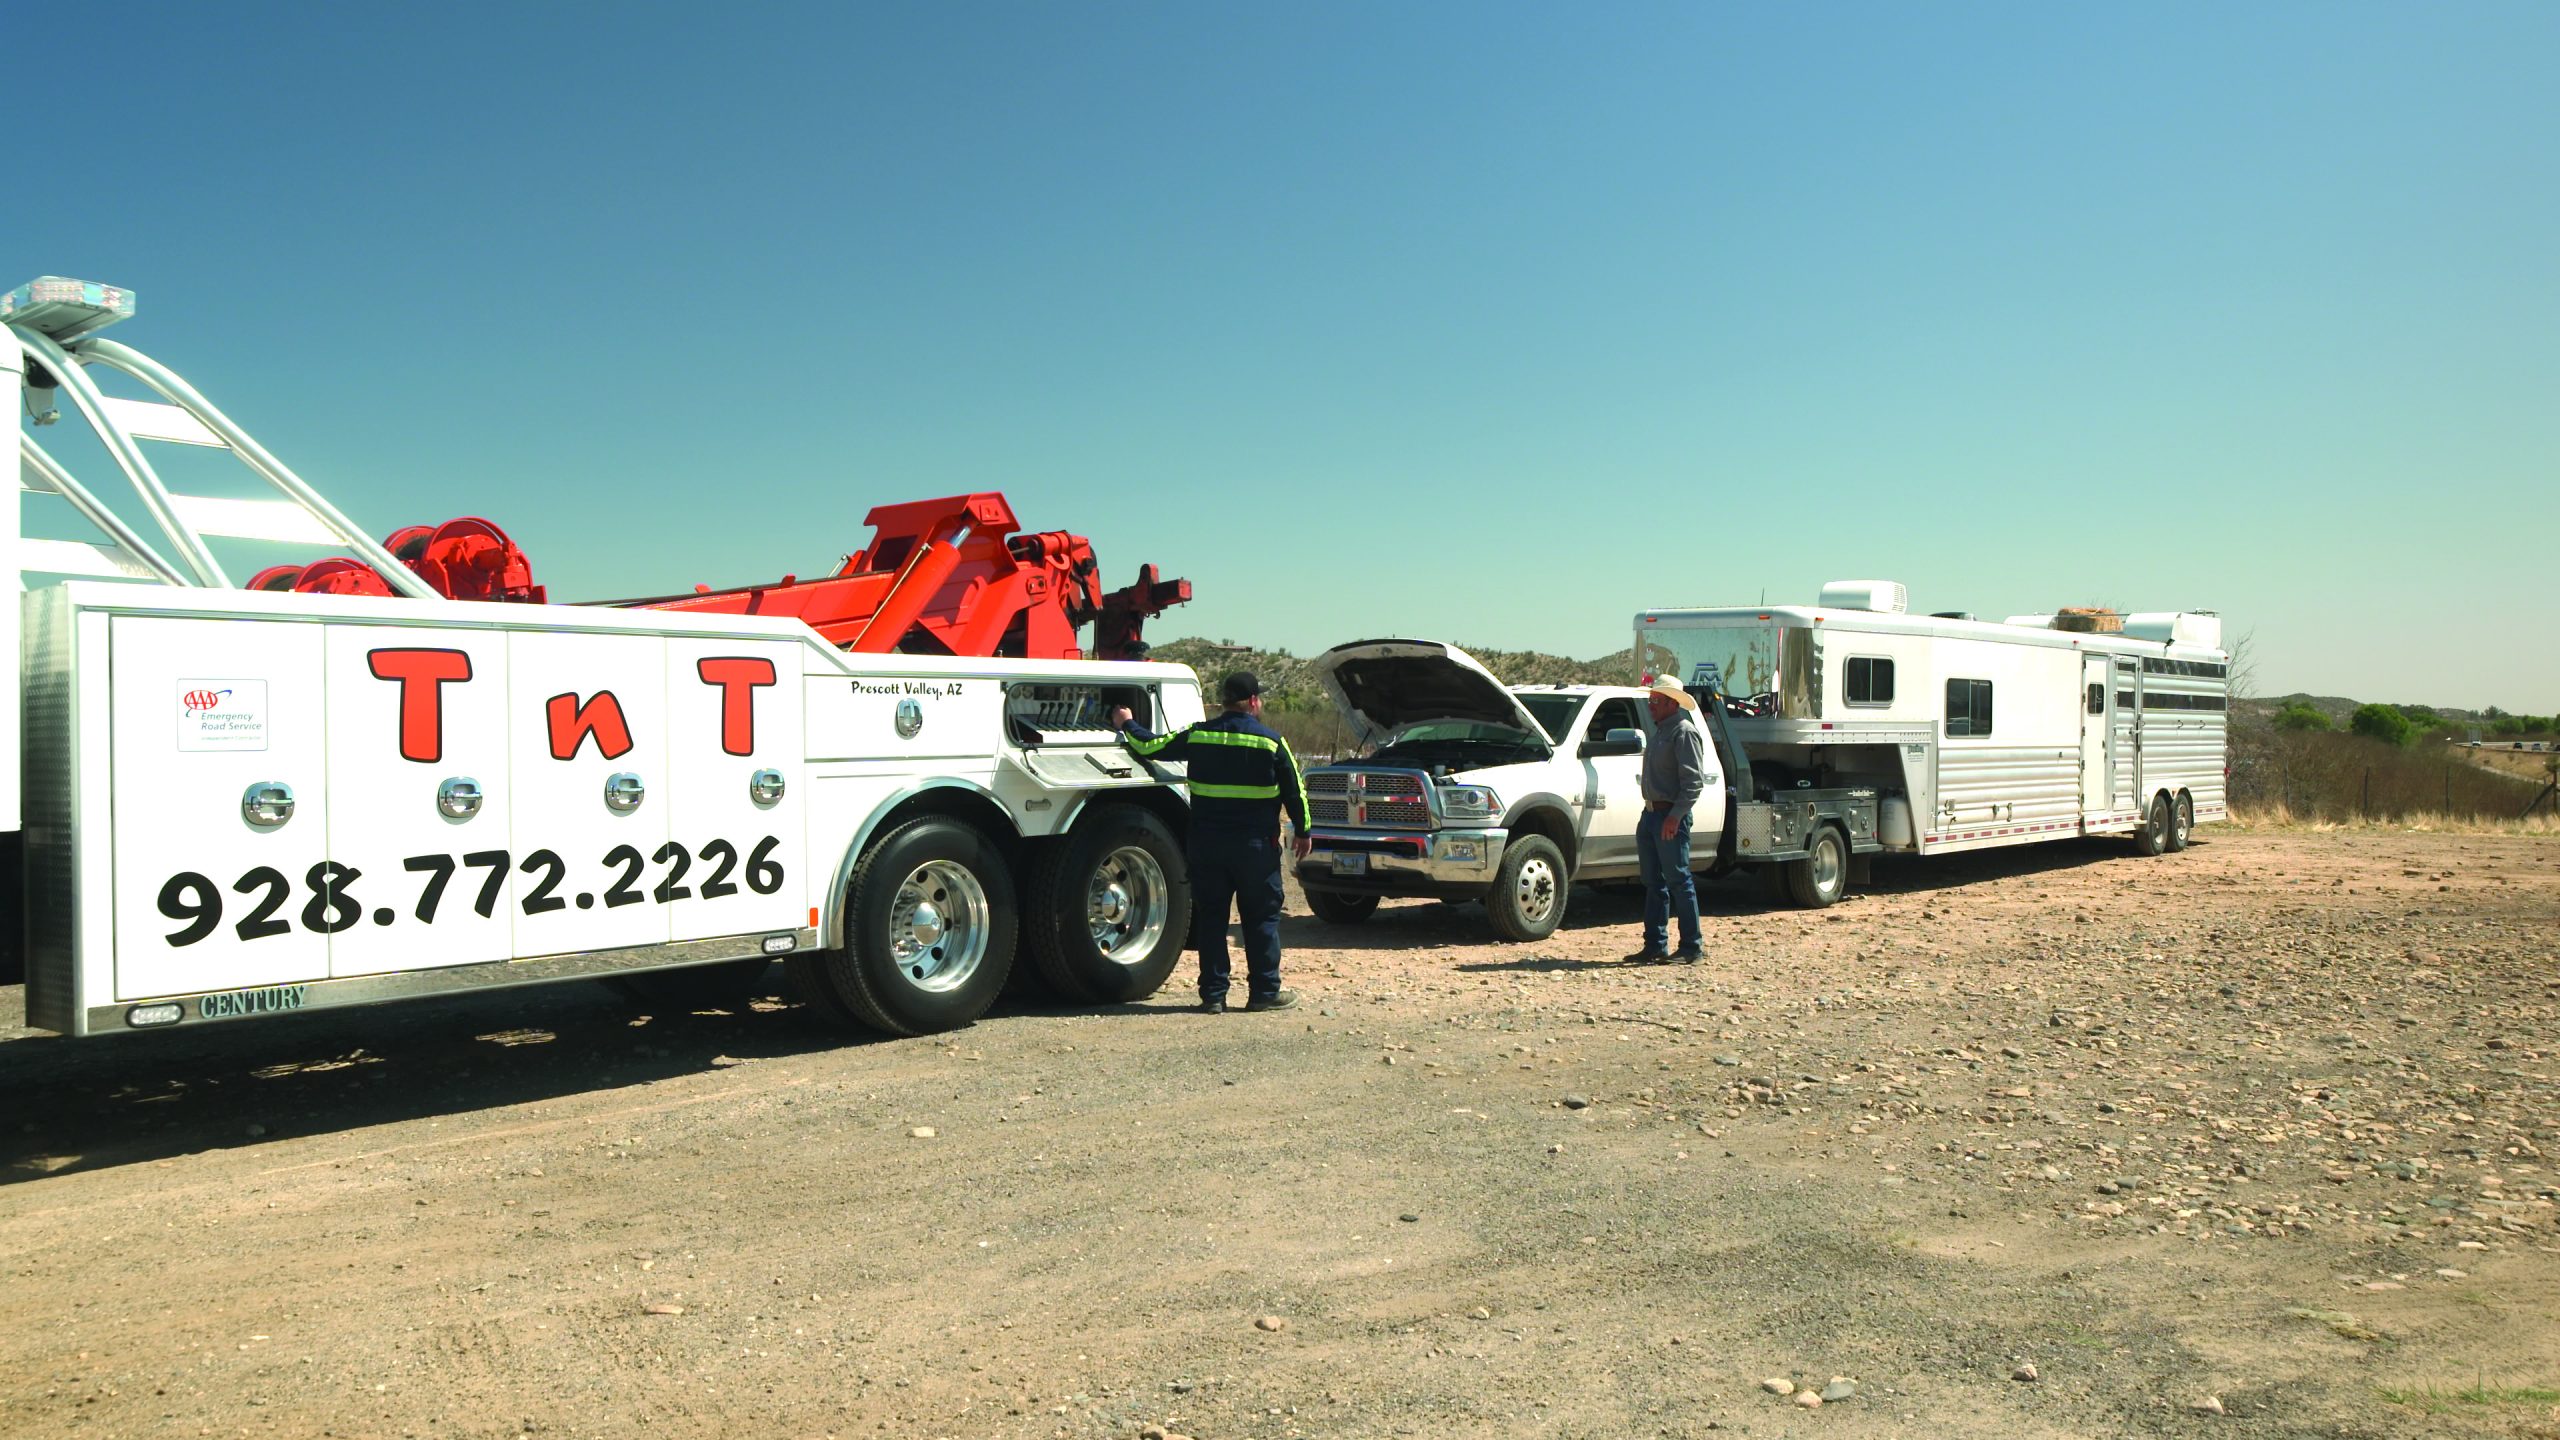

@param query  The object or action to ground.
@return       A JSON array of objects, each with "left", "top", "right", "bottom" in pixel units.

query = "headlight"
[{"left": 1437, "top": 785, "right": 1502, "bottom": 820}]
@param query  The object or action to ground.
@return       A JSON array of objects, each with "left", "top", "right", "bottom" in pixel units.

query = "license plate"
[{"left": 1333, "top": 853, "right": 1369, "bottom": 875}]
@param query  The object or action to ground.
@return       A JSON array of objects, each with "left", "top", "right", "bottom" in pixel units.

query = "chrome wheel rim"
[
  {"left": 1086, "top": 845, "right": 1169, "bottom": 966},
  {"left": 2149, "top": 802, "right": 2169, "bottom": 845},
  {"left": 2174, "top": 797, "right": 2194, "bottom": 845},
  {"left": 1812, "top": 835, "right": 1844, "bottom": 898},
  {"left": 889, "top": 859, "right": 989, "bottom": 992},
  {"left": 1514, "top": 855, "right": 1559, "bottom": 924}
]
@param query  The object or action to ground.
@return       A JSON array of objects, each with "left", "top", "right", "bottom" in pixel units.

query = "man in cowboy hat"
[{"left": 1629, "top": 676, "right": 1708, "bottom": 963}]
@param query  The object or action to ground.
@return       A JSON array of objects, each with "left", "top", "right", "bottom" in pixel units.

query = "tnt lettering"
[
  {"left": 547, "top": 691, "right": 635, "bottom": 761},
  {"left": 368, "top": 649, "right": 474, "bottom": 762},
  {"left": 696, "top": 657, "right": 777, "bottom": 756}
]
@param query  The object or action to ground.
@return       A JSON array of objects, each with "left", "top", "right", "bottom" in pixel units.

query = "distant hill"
[{"left": 2252, "top": 695, "right": 2549, "bottom": 732}]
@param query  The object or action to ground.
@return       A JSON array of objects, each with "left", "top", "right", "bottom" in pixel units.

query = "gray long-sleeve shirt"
[{"left": 1642, "top": 707, "right": 1709, "bottom": 808}]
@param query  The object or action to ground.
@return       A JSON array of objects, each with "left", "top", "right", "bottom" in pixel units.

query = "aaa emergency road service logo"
[{"left": 177, "top": 678, "right": 271, "bottom": 753}]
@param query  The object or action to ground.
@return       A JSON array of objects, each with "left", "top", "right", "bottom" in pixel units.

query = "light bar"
[{"left": 4, "top": 276, "right": 137, "bottom": 342}]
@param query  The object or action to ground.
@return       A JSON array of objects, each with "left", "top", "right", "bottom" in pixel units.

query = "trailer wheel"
[
  {"left": 1305, "top": 890, "right": 1380, "bottom": 925},
  {"left": 2167, "top": 792, "right": 2195, "bottom": 852},
  {"left": 1785, "top": 825, "right": 1850, "bottom": 909},
  {"left": 2132, "top": 794, "right": 2171, "bottom": 857},
  {"left": 1486, "top": 835, "right": 1567, "bottom": 942},
  {"left": 1023, "top": 806, "right": 1189, "bottom": 1004},
  {"left": 794, "top": 817, "right": 1016, "bottom": 1035},
  {"left": 610, "top": 958, "right": 771, "bottom": 1011}
]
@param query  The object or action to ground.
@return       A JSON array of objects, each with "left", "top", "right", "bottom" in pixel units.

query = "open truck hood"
[{"left": 1310, "top": 639, "right": 1552, "bottom": 751}]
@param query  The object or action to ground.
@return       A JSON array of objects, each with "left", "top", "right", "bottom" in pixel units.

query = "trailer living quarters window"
[
  {"left": 1637, "top": 618, "right": 1819, "bottom": 718},
  {"left": 1845, "top": 656, "right": 1894, "bottom": 706},
  {"left": 1945, "top": 678, "right": 1993, "bottom": 737}
]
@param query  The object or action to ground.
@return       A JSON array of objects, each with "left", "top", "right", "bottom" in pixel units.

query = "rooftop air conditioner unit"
[{"left": 1817, "top": 579, "right": 1908, "bottom": 614}]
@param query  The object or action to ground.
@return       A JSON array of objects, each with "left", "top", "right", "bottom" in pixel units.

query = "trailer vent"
[{"left": 1816, "top": 579, "right": 1907, "bottom": 614}]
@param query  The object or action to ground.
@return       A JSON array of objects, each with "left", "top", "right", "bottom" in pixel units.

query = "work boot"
[
  {"left": 1621, "top": 948, "right": 1667, "bottom": 964},
  {"left": 1670, "top": 945, "right": 1704, "bottom": 963},
  {"left": 1245, "top": 988, "right": 1298, "bottom": 1012},
  {"left": 1198, "top": 998, "right": 1228, "bottom": 1014}
]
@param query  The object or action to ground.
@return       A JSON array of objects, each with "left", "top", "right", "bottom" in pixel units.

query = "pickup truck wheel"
[
  {"left": 1486, "top": 835, "right": 1567, "bottom": 942},
  {"left": 2132, "top": 795, "right": 2170, "bottom": 857},
  {"left": 795, "top": 817, "right": 1016, "bottom": 1035},
  {"left": 1784, "top": 825, "right": 1849, "bottom": 909},
  {"left": 2167, "top": 792, "right": 2195, "bottom": 852},
  {"left": 610, "top": 958, "right": 771, "bottom": 1011},
  {"left": 1023, "top": 806, "right": 1188, "bottom": 1004},
  {"left": 1760, "top": 863, "right": 1793, "bottom": 904},
  {"left": 1306, "top": 889, "right": 1380, "bottom": 925}
]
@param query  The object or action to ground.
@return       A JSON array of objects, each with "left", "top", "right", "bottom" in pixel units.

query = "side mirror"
[{"left": 1579, "top": 727, "right": 1646, "bottom": 758}]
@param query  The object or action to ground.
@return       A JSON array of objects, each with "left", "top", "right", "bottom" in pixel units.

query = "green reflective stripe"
[
  {"left": 1185, "top": 729, "right": 1278, "bottom": 751},
  {"left": 1276, "top": 738, "right": 1309, "bottom": 826},
  {"left": 1190, "top": 781, "right": 1282, "bottom": 800},
  {"left": 1124, "top": 727, "right": 1183, "bottom": 756}
]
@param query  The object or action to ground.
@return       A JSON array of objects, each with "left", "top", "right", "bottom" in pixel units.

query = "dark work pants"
[{"left": 1188, "top": 830, "right": 1283, "bottom": 1002}]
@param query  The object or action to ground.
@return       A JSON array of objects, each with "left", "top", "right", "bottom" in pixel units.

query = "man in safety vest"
[{"left": 1110, "top": 672, "right": 1313, "bottom": 1013}]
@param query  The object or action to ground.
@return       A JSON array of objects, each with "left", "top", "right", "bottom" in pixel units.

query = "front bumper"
[{"left": 1297, "top": 826, "right": 1506, "bottom": 893}]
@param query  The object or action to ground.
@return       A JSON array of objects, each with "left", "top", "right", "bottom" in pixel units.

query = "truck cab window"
[{"left": 1587, "top": 698, "right": 1642, "bottom": 738}]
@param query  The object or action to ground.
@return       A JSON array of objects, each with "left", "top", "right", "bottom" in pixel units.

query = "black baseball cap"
[{"left": 1220, "top": 671, "right": 1262, "bottom": 704}]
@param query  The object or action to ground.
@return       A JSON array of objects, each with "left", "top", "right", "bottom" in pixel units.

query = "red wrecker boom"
[{"left": 245, "top": 491, "right": 1191, "bottom": 661}]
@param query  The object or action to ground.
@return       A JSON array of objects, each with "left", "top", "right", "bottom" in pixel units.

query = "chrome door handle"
[
  {"left": 438, "top": 776, "right": 484, "bottom": 819},
  {"left": 241, "top": 781, "right": 295, "bottom": 829},
  {"left": 604, "top": 772, "right": 646, "bottom": 813}
]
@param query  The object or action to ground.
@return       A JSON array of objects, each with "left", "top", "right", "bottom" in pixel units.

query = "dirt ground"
[{"left": 3, "top": 828, "right": 2554, "bottom": 1440}]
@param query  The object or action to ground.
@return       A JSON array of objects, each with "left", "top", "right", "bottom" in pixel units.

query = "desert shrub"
[
  {"left": 2273, "top": 703, "right": 2332, "bottom": 732},
  {"left": 2350, "top": 704, "right": 2415, "bottom": 746},
  {"left": 2231, "top": 727, "right": 2542, "bottom": 821}
]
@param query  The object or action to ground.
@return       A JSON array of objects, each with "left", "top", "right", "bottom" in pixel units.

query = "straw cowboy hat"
[{"left": 1643, "top": 676, "right": 1699, "bottom": 712}]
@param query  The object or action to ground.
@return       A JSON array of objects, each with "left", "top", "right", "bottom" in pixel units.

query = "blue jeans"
[
  {"left": 1188, "top": 830, "right": 1283, "bottom": 1002},
  {"left": 1636, "top": 809, "right": 1701, "bottom": 955}
]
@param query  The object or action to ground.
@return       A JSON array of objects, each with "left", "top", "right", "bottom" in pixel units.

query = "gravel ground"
[{"left": 2, "top": 828, "right": 2553, "bottom": 1440}]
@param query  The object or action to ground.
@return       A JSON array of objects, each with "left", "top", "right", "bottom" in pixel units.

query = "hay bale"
[{"left": 2053, "top": 606, "right": 2124, "bottom": 634}]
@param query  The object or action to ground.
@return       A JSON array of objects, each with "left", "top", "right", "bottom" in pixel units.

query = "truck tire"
[
  {"left": 792, "top": 816, "right": 1017, "bottom": 1036},
  {"left": 2132, "top": 794, "right": 2171, "bottom": 857},
  {"left": 1784, "top": 825, "right": 1849, "bottom": 909},
  {"left": 2167, "top": 792, "right": 2195, "bottom": 852},
  {"left": 1305, "top": 889, "right": 1380, "bottom": 925},
  {"left": 610, "top": 958, "right": 771, "bottom": 1011},
  {"left": 1486, "top": 834, "right": 1567, "bottom": 942},
  {"left": 1022, "top": 806, "right": 1189, "bottom": 1004},
  {"left": 1761, "top": 862, "right": 1793, "bottom": 905}
]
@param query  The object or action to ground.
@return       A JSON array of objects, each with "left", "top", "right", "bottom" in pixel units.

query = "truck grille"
[{"left": 1307, "top": 768, "right": 1434, "bottom": 829}]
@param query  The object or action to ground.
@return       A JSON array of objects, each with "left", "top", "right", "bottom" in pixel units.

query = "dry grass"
[{"left": 2224, "top": 801, "right": 2560, "bottom": 836}]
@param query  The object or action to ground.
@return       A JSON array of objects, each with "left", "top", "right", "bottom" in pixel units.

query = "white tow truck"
[
  {"left": 1295, "top": 583, "right": 2227, "bottom": 938},
  {"left": 6, "top": 278, "right": 1206, "bottom": 1039}
]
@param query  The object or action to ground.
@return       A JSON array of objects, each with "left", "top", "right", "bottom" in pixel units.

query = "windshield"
[
  {"left": 1388, "top": 720, "right": 1541, "bottom": 746},
  {"left": 1514, "top": 693, "right": 1587, "bottom": 744}
]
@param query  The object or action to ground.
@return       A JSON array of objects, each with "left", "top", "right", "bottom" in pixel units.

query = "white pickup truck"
[{"left": 1293, "top": 640, "right": 1880, "bottom": 939}]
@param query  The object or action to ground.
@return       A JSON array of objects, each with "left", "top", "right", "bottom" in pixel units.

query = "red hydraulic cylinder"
[{"left": 846, "top": 536, "right": 968, "bottom": 653}]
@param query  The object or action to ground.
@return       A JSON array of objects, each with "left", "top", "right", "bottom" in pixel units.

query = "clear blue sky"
[{"left": 17, "top": 3, "right": 2558, "bottom": 709}]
